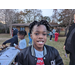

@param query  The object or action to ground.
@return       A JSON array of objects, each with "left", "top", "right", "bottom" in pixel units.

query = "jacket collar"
[{"left": 31, "top": 45, "right": 47, "bottom": 57}]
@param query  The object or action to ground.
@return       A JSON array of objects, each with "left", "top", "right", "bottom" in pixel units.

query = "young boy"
[
  {"left": 54, "top": 30, "right": 59, "bottom": 42},
  {"left": 52, "top": 28, "right": 56, "bottom": 38},
  {"left": 50, "top": 30, "right": 53, "bottom": 41},
  {"left": 15, "top": 31, "right": 27, "bottom": 50},
  {"left": 2, "top": 28, "right": 18, "bottom": 46},
  {"left": 18, "top": 20, "right": 63, "bottom": 65}
]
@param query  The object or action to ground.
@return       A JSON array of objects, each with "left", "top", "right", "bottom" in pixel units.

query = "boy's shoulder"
[
  {"left": 44, "top": 45, "right": 59, "bottom": 54},
  {"left": 20, "top": 45, "right": 31, "bottom": 54},
  {"left": 19, "top": 39, "right": 26, "bottom": 43},
  {"left": 45, "top": 45, "right": 56, "bottom": 50}
]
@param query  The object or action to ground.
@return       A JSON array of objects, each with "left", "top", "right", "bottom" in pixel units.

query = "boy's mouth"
[{"left": 37, "top": 41, "right": 44, "bottom": 45}]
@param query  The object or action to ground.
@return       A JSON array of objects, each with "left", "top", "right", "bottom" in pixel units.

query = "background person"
[
  {"left": 28, "top": 32, "right": 32, "bottom": 46},
  {"left": 54, "top": 30, "right": 59, "bottom": 42},
  {"left": 2, "top": 28, "right": 18, "bottom": 47},
  {"left": 15, "top": 31, "right": 27, "bottom": 50},
  {"left": 63, "top": 16, "right": 75, "bottom": 65},
  {"left": 52, "top": 28, "right": 56, "bottom": 38},
  {"left": 50, "top": 30, "right": 53, "bottom": 41}
]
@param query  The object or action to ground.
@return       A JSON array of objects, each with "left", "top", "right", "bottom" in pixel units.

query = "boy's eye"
[
  {"left": 35, "top": 33, "right": 39, "bottom": 35},
  {"left": 43, "top": 34, "right": 47, "bottom": 36},
  {"left": 35, "top": 33, "right": 47, "bottom": 36}
]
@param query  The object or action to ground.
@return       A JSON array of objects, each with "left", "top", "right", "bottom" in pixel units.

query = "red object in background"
[
  {"left": 54, "top": 32, "right": 59, "bottom": 42},
  {"left": 12, "top": 29, "right": 13, "bottom": 37}
]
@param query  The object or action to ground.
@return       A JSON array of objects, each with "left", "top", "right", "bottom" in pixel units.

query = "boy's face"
[
  {"left": 18, "top": 33, "right": 24, "bottom": 40},
  {"left": 31, "top": 25, "right": 47, "bottom": 50}
]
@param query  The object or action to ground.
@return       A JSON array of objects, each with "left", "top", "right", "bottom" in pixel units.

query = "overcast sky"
[{"left": 41, "top": 9, "right": 53, "bottom": 17}]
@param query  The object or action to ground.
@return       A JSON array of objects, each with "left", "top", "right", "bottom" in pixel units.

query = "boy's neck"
[{"left": 21, "top": 38, "right": 24, "bottom": 40}]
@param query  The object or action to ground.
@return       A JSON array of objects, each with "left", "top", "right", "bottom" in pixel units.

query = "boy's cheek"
[
  {"left": 44, "top": 36, "right": 47, "bottom": 42},
  {"left": 44, "top": 40, "right": 47, "bottom": 44},
  {"left": 31, "top": 34, "right": 36, "bottom": 40}
]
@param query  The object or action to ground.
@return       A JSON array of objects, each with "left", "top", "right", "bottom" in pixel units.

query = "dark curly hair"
[
  {"left": 18, "top": 30, "right": 27, "bottom": 36},
  {"left": 29, "top": 20, "right": 50, "bottom": 34}
]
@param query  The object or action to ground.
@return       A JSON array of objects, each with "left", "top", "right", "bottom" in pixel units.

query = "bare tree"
[
  {"left": 51, "top": 9, "right": 75, "bottom": 36},
  {"left": 0, "top": 9, "right": 17, "bottom": 34},
  {"left": 12, "top": 9, "right": 42, "bottom": 23},
  {"left": 51, "top": 9, "right": 58, "bottom": 23},
  {"left": 58, "top": 9, "right": 75, "bottom": 36},
  {"left": 23, "top": 9, "right": 42, "bottom": 23},
  {"left": 42, "top": 16, "right": 51, "bottom": 23}
]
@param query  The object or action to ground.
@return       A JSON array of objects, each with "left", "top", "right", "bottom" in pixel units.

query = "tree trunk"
[
  {"left": 10, "top": 24, "right": 12, "bottom": 37},
  {"left": 5, "top": 25, "right": 8, "bottom": 34},
  {"left": 5, "top": 29, "right": 7, "bottom": 33}
]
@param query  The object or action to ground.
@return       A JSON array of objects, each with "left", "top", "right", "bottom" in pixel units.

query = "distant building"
[
  {"left": 10, "top": 23, "right": 30, "bottom": 35},
  {"left": 9, "top": 23, "right": 64, "bottom": 35}
]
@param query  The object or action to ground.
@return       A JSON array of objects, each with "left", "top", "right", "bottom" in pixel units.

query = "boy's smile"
[{"left": 31, "top": 25, "right": 47, "bottom": 51}]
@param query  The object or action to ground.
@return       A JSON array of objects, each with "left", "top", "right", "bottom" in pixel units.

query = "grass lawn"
[
  {"left": 0, "top": 34, "right": 70, "bottom": 65},
  {"left": 46, "top": 36, "right": 70, "bottom": 65}
]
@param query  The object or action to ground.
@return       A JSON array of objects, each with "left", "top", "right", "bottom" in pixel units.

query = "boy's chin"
[{"left": 37, "top": 44, "right": 44, "bottom": 48}]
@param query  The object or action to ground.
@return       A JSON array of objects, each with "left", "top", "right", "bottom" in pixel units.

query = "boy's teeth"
[{"left": 39, "top": 41, "right": 42, "bottom": 43}]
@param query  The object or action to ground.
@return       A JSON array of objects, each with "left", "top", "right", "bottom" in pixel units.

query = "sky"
[
  {"left": 20, "top": 9, "right": 53, "bottom": 17},
  {"left": 41, "top": 9, "right": 53, "bottom": 17}
]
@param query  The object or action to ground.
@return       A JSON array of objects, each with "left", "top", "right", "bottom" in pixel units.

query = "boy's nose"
[{"left": 38, "top": 34, "right": 43, "bottom": 39}]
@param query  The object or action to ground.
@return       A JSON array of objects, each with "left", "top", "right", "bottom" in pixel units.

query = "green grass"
[
  {"left": 60, "top": 31, "right": 65, "bottom": 35},
  {"left": 0, "top": 34, "right": 70, "bottom": 65},
  {"left": 46, "top": 36, "right": 69, "bottom": 65},
  {"left": 0, "top": 34, "right": 11, "bottom": 46}
]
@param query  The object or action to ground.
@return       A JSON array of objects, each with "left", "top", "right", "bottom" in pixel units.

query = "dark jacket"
[
  {"left": 18, "top": 45, "right": 63, "bottom": 65},
  {"left": 3, "top": 29, "right": 18, "bottom": 46},
  {"left": 64, "top": 23, "right": 75, "bottom": 65},
  {"left": 64, "top": 23, "right": 75, "bottom": 46}
]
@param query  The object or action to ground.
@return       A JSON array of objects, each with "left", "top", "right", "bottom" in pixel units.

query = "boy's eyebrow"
[{"left": 35, "top": 31, "right": 47, "bottom": 32}]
